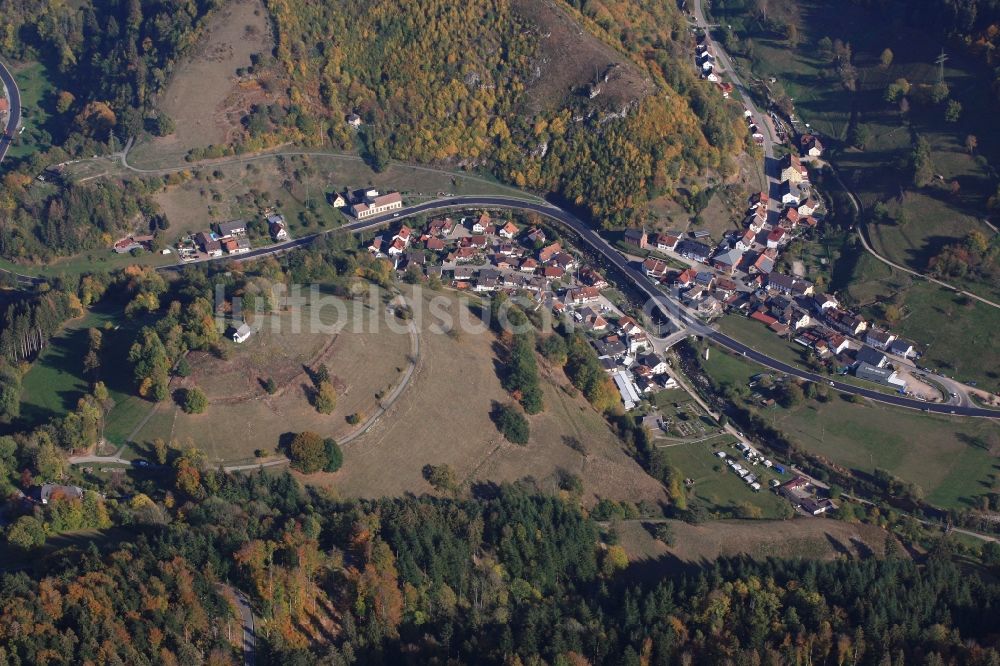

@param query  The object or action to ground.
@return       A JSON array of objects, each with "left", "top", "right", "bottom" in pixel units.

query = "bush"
[
  {"left": 182, "top": 387, "right": 208, "bottom": 414},
  {"left": 323, "top": 438, "right": 343, "bottom": 472},
  {"left": 288, "top": 431, "right": 326, "bottom": 474},
  {"left": 422, "top": 463, "right": 458, "bottom": 494},
  {"left": 263, "top": 377, "right": 277, "bottom": 394},
  {"left": 346, "top": 412, "right": 362, "bottom": 425},
  {"left": 175, "top": 357, "right": 192, "bottom": 377},
  {"left": 313, "top": 381, "right": 336, "bottom": 414},
  {"left": 492, "top": 403, "right": 530, "bottom": 445}
]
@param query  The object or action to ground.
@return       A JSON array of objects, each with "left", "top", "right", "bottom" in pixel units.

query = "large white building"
[{"left": 351, "top": 191, "right": 403, "bottom": 219}]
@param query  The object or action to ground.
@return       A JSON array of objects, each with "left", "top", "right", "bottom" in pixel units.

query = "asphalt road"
[
  {"left": 0, "top": 57, "right": 21, "bottom": 166},
  {"left": 161, "top": 195, "right": 999, "bottom": 418}
]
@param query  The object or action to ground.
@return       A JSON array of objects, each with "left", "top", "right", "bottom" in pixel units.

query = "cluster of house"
[
  {"left": 368, "top": 211, "right": 679, "bottom": 412},
  {"left": 188, "top": 219, "right": 252, "bottom": 259},
  {"left": 179, "top": 214, "right": 290, "bottom": 261},
  {"left": 368, "top": 211, "right": 569, "bottom": 294},
  {"left": 696, "top": 40, "right": 720, "bottom": 83},
  {"left": 747, "top": 288, "right": 916, "bottom": 390},
  {"left": 779, "top": 476, "right": 837, "bottom": 515}
]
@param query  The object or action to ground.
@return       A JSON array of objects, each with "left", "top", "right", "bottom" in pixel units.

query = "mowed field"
[
  {"left": 131, "top": 293, "right": 412, "bottom": 464},
  {"left": 616, "top": 517, "right": 893, "bottom": 564},
  {"left": 129, "top": 0, "right": 273, "bottom": 167},
  {"left": 322, "top": 294, "right": 668, "bottom": 507},
  {"left": 700, "top": 346, "right": 1000, "bottom": 510}
]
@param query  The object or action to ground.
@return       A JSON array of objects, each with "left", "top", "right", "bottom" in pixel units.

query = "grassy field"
[
  {"left": 699, "top": 347, "right": 1000, "bottom": 509},
  {"left": 128, "top": 0, "right": 272, "bottom": 167},
  {"left": 616, "top": 517, "right": 892, "bottom": 564},
  {"left": 131, "top": 290, "right": 412, "bottom": 464},
  {"left": 653, "top": 441, "right": 791, "bottom": 519},
  {"left": 8, "top": 60, "right": 57, "bottom": 160},
  {"left": 320, "top": 293, "right": 668, "bottom": 507},
  {"left": 18, "top": 305, "right": 155, "bottom": 447}
]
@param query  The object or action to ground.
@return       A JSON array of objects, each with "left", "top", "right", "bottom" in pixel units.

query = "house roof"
[{"left": 856, "top": 346, "right": 886, "bottom": 366}]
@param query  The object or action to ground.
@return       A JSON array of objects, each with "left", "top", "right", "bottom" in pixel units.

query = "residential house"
[
  {"left": 460, "top": 235, "right": 488, "bottom": 250},
  {"left": 623, "top": 228, "right": 648, "bottom": 249},
  {"left": 448, "top": 247, "right": 478, "bottom": 263},
  {"left": 453, "top": 266, "right": 476, "bottom": 281},
  {"left": 811, "top": 293, "right": 838, "bottom": 313},
  {"left": 543, "top": 265, "right": 565, "bottom": 279},
  {"left": 865, "top": 328, "right": 896, "bottom": 350},
  {"left": 797, "top": 198, "right": 819, "bottom": 217},
  {"left": 712, "top": 247, "right": 743, "bottom": 274},
  {"left": 750, "top": 191, "right": 769, "bottom": 210},
  {"left": 498, "top": 221, "right": 519, "bottom": 239},
  {"left": 330, "top": 192, "right": 347, "bottom": 208},
  {"left": 750, "top": 252, "right": 775, "bottom": 275},
  {"left": 779, "top": 153, "right": 809, "bottom": 183},
  {"left": 767, "top": 272, "right": 813, "bottom": 296},
  {"left": 216, "top": 219, "right": 246, "bottom": 238},
  {"left": 825, "top": 308, "right": 868, "bottom": 336},
  {"left": 652, "top": 233, "right": 680, "bottom": 252},
  {"left": 889, "top": 338, "right": 916, "bottom": 359},
  {"left": 826, "top": 333, "right": 851, "bottom": 355},
  {"left": 579, "top": 307, "right": 609, "bottom": 332},
  {"left": 637, "top": 353, "right": 669, "bottom": 375},
  {"left": 393, "top": 225, "right": 414, "bottom": 247},
  {"left": 34, "top": 484, "right": 84, "bottom": 505},
  {"left": 539, "top": 242, "right": 562, "bottom": 263},
  {"left": 579, "top": 267, "right": 608, "bottom": 288},
  {"left": 346, "top": 113, "right": 363, "bottom": 128},
  {"left": 195, "top": 232, "right": 222, "bottom": 257},
  {"left": 350, "top": 191, "right": 403, "bottom": 219},
  {"left": 593, "top": 337, "right": 628, "bottom": 360},
  {"left": 233, "top": 322, "right": 254, "bottom": 343},
  {"left": 387, "top": 237, "right": 407, "bottom": 257},
  {"left": 472, "top": 212, "right": 490, "bottom": 233},
  {"left": 425, "top": 237, "right": 445, "bottom": 252},
  {"left": 748, "top": 208, "right": 767, "bottom": 233},
  {"left": 800, "top": 134, "right": 824, "bottom": 157},
  {"left": 367, "top": 236, "right": 384, "bottom": 257},
  {"left": 520, "top": 258, "right": 539, "bottom": 273},
  {"left": 524, "top": 227, "right": 547, "bottom": 246},
  {"left": 766, "top": 228, "right": 787, "bottom": 249},
  {"left": 697, "top": 295, "right": 722, "bottom": 316},
  {"left": 676, "top": 240, "right": 712, "bottom": 263},
  {"left": 695, "top": 271, "right": 715, "bottom": 289},
  {"left": 566, "top": 286, "right": 601, "bottom": 305},
  {"left": 675, "top": 268, "right": 697, "bottom": 288},
  {"left": 780, "top": 207, "right": 800, "bottom": 228},
  {"left": 643, "top": 257, "right": 669, "bottom": 279},
  {"left": 779, "top": 180, "right": 804, "bottom": 206},
  {"left": 427, "top": 217, "right": 454, "bottom": 237},
  {"left": 551, "top": 252, "right": 576, "bottom": 271},
  {"left": 223, "top": 238, "right": 251, "bottom": 255},
  {"left": 856, "top": 345, "right": 888, "bottom": 368},
  {"left": 737, "top": 229, "right": 756, "bottom": 250},
  {"left": 493, "top": 256, "right": 512, "bottom": 270},
  {"left": 268, "top": 214, "right": 289, "bottom": 241}
]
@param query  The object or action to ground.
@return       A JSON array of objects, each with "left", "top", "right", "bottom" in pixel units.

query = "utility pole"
[{"left": 935, "top": 49, "right": 949, "bottom": 83}]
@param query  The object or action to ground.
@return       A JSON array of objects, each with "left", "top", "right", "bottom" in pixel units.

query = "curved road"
[
  {"left": 161, "top": 194, "right": 999, "bottom": 418},
  {"left": 0, "top": 57, "right": 20, "bottom": 166}
]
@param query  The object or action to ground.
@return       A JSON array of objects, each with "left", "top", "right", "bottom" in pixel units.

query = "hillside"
[{"left": 257, "top": 0, "right": 742, "bottom": 226}]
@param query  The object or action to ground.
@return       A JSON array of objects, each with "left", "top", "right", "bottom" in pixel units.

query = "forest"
[{"left": 1, "top": 470, "right": 1000, "bottom": 664}]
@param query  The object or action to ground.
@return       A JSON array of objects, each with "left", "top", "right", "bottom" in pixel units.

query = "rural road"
[
  {"left": 0, "top": 57, "right": 20, "bottom": 166},
  {"left": 161, "top": 193, "right": 999, "bottom": 418},
  {"left": 218, "top": 584, "right": 256, "bottom": 666}
]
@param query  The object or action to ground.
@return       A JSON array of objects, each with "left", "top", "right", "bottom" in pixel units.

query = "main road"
[
  {"left": 160, "top": 194, "right": 999, "bottom": 419},
  {"left": 0, "top": 57, "right": 21, "bottom": 166}
]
